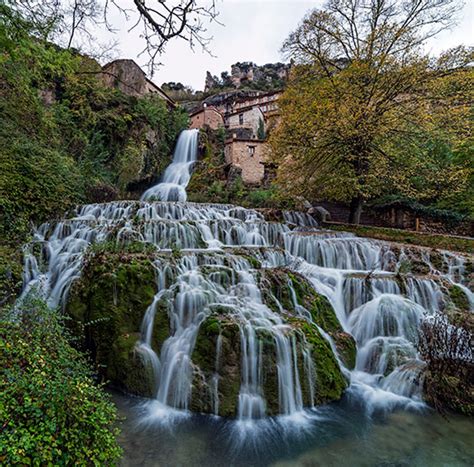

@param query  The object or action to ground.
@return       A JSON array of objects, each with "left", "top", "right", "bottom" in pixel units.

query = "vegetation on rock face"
[
  {"left": 191, "top": 315, "right": 242, "bottom": 416},
  {"left": 187, "top": 128, "right": 294, "bottom": 209},
  {"left": 419, "top": 315, "right": 473, "bottom": 415},
  {"left": 191, "top": 312, "right": 348, "bottom": 416},
  {"left": 0, "top": 5, "right": 187, "bottom": 312},
  {"left": 62, "top": 242, "right": 349, "bottom": 416},
  {"left": 444, "top": 283, "right": 474, "bottom": 332},
  {"left": 66, "top": 242, "right": 159, "bottom": 396},
  {"left": 261, "top": 268, "right": 356, "bottom": 370},
  {"left": 0, "top": 246, "right": 23, "bottom": 308},
  {"left": 188, "top": 265, "right": 349, "bottom": 415},
  {"left": 271, "top": 0, "right": 473, "bottom": 224},
  {"left": 0, "top": 4, "right": 188, "bottom": 249},
  {"left": 0, "top": 296, "right": 121, "bottom": 464}
]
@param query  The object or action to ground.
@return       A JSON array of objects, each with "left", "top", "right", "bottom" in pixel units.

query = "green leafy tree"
[
  {"left": 0, "top": 5, "right": 188, "bottom": 245},
  {"left": 271, "top": 0, "right": 472, "bottom": 223}
]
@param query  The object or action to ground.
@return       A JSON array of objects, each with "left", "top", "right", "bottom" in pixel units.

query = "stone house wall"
[
  {"left": 102, "top": 59, "right": 148, "bottom": 97},
  {"left": 224, "top": 138, "right": 267, "bottom": 184},
  {"left": 317, "top": 201, "right": 473, "bottom": 236},
  {"left": 226, "top": 107, "right": 265, "bottom": 138},
  {"left": 233, "top": 91, "right": 280, "bottom": 116},
  {"left": 190, "top": 107, "right": 225, "bottom": 130},
  {"left": 101, "top": 59, "right": 175, "bottom": 106}
]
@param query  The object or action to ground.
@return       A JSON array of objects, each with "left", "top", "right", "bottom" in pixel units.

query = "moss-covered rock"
[
  {"left": 443, "top": 283, "right": 473, "bottom": 331},
  {"left": 423, "top": 364, "right": 474, "bottom": 416},
  {"left": 260, "top": 268, "right": 357, "bottom": 370},
  {"left": 449, "top": 284, "right": 470, "bottom": 312},
  {"left": 190, "top": 311, "right": 348, "bottom": 416},
  {"left": 292, "top": 319, "right": 348, "bottom": 404},
  {"left": 64, "top": 244, "right": 350, "bottom": 415},
  {"left": 65, "top": 244, "right": 161, "bottom": 396},
  {"left": 191, "top": 314, "right": 241, "bottom": 416}
]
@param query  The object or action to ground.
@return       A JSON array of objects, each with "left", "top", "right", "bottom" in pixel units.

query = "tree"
[
  {"left": 257, "top": 117, "right": 266, "bottom": 140},
  {"left": 125, "top": 0, "right": 219, "bottom": 71},
  {"left": 271, "top": 0, "right": 472, "bottom": 223},
  {"left": 7, "top": 0, "right": 219, "bottom": 71}
]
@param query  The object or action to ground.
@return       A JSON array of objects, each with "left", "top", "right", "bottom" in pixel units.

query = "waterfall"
[
  {"left": 20, "top": 196, "right": 472, "bottom": 420},
  {"left": 141, "top": 129, "right": 199, "bottom": 202}
]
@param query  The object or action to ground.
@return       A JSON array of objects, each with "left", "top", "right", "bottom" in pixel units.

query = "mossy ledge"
[
  {"left": 443, "top": 282, "right": 473, "bottom": 331},
  {"left": 260, "top": 267, "right": 357, "bottom": 370},
  {"left": 64, "top": 243, "right": 351, "bottom": 415},
  {"left": 65, "top": 242, "right": 163, "bottom": 396},
  {"left": 326, "top": 224, "right": 474, "bottom": 255},
  {"left": 190, "top": 313, "right": 348, "bottom": 416},
  {"left": 189, "top": 267, "right": 352, "bottom": 416}
]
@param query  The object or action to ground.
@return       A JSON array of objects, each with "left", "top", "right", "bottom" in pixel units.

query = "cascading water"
[
  {"left": 20, "top": 145, "right": 473, "bottom": 423},
  {"left": 141, "top": 128, "right": 199, "bottom": 202}
]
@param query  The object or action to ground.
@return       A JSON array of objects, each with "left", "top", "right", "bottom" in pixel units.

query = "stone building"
[
  {"left": 189, "top": 105, "right": 225, "bottom": 130},
  {"left": 201, "top": 89, "right": 282, "bottom": 120},
  {"left": 190, "top": 86, "right": 284, "bottom": 185},
  {"left": 224, "top": 136, "right": 267, "bottom": 184},
  {"left": 232, "top": 90, "right": 280, "bottom": 117},
  {"left": 101, "top": 59, "right": 175, "bottom": 106},
  {"left": 226, "top": 106, "right": 265, "bottom": 139}
]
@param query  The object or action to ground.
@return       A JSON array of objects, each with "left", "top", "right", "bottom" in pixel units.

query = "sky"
[{"left": 107, "top": 0, "right": 474, "bottom": 91}]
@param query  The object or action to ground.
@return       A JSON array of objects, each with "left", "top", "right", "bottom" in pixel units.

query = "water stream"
[
  {"left": 20, "top": 130, "right": 473, "bottom": 461},
  {"left": 141, "top": 128, "right": 199, "bottom": 202},
  {"left": 113, "top": 389, "right": 474, "bottom": 467}
]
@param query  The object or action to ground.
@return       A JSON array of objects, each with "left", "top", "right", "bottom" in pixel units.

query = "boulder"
[{"left": 308, "top": 206, "right": 331, "bottom": 223}]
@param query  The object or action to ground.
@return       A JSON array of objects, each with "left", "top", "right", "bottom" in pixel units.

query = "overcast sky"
[{"left": 109, "top": 0, "right": 474, "bottom": 91}]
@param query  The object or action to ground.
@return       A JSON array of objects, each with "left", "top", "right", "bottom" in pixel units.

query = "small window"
[
  {"left": 239, "top": 113, "right": 244, "bottom": 125},
  {"left": 248, "top": 146, "right": 256, "bottom": 156}
]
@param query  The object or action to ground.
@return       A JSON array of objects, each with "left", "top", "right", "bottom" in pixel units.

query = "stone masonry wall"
[
  {"left": 102, "top": 60, "right": 147, "bottom": 97},
  {"left": 227, "top": 107, "right": 265, "bottom": 138},
  {"left": 225, "top": 139, "right": 267, "bottom": 184},
  {"left": 190, "top": 108, "right": 224, "bottom": 130}
]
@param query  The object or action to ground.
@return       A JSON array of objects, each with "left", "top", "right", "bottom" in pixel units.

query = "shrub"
[
  {"left": 0, "top": 297, "right": 122, "bottom": 464},
  {"left": 0, "top": 246, "right": 23, "bottom": 307},
  {"left": 0, "top": 11, "right": 188, "bottom": 247},
  {"left": 248, "top": 189, "right": 273, "bottom": 207},
  {"left": 418, "top": 315, "right": 473, "bottom": 415}
]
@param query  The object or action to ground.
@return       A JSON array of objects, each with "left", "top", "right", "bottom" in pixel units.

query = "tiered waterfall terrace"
[{"left": 20, "top": 200, "right": 473, "bottom": 419}]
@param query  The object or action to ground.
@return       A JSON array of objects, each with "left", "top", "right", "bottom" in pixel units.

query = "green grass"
[{"left": 326, "top": 223, "right": 473, "bottom": 254}]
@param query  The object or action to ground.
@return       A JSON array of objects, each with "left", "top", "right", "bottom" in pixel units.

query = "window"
[
  {"left": 248, "top": 146, "right": 256, "bottom": 156},
  {"left": 239, "top": 113, "right": 244, "bottom": 125}
]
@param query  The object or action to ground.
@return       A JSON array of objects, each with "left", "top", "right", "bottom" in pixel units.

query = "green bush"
[
  {"left": 0, "top": 6, "right": 188, "bottom": 247},
  {"left": 0, "top": 297, "right": 122, "bottom": 464},
  {"left": 248, "top": 189, "right": 274, "bottom": 207}
]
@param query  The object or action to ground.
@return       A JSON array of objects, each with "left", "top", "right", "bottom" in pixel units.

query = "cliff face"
[{"left": 205, "top": 61, "right": 290, "bottom": 92}]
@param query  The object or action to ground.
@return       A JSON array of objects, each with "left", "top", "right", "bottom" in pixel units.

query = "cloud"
[{"left": 106, "top": 0, "right": 473, "bottom": 91}]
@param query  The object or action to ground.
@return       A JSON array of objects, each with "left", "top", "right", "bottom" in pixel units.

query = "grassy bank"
[{"left": 325, "top": 223, "right": 473, "bottom": 254}]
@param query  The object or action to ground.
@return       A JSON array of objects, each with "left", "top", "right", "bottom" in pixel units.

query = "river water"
[
  {"left": 20, "top": 128, "right": 473, "bottom": 465},
  {"left": 113, "top": 391, "right": 474, "bottom": 467}
]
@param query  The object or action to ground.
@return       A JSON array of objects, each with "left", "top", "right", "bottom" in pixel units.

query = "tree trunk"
[{"left": 348, "top": 196, "right": 363, "bottom": 224}]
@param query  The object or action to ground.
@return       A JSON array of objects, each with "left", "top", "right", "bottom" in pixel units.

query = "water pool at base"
[
  {"left": 20, "top": 128, "right": 472, "bottom": 466},
  {"left": 113, "top": 391, "right": 474, "bottom": 467}
]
